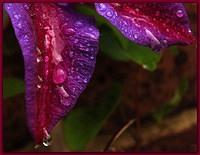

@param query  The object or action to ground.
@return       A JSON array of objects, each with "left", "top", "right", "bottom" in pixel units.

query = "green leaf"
[
  {"left": 100, "top": 26, "right": 130, "bottom": 61},
  {"left": 3, "top": 78, "right": 25, "bottom": 99},
  {"left": 153, "top": 79, "right": 189, "bottom": 122},
  {"left": 63, "top": 83, "right": 122, "bottom": 151}
]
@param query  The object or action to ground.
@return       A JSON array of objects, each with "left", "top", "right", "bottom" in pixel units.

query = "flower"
[{"left": 4, "top": 3, "right": 195, "bottom": 145}]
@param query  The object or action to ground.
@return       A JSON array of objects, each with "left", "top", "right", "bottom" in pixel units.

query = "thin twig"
[{"left": 103, "top": 119, "right": 135, "bottom": 152}]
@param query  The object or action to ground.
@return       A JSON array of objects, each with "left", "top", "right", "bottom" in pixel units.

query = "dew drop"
[
  {"left": 64, "top": 28, "right": 75, "bottom": 35},
  {"left": 17, "top": 23, "right": 22, "bottom": 29},
  {"left": 135, "top": 8, "right": 140, "bottom": 12},
  {"left": 90, "top": 56, "right": 94, "bottom": 60},
  {"left": 188, "top": 29, "right": 192, "bottom": 33},
  {"left": 163, "top": 39, "right": 168, "bottom": 44},
  {"left": 74, "top": 39, "right": 79, "bottom": 43},
  {"left": 36, "top": 57, "right": 42, "bottom": 63},
  {"left": 42, "top": 128, "right": 52, "bottom": 147},
  {"left": 134, "top": 34, "right": 138, "bottom": 39},
  {"left": 36, "top": 47, "right": 42, "bottom": 55},
  {"left": 106, "top": 11, "right": 113, "bottom": 17},
  {"left": 14, "top": 14, "right": 20, "bottom": 19},
  {"left": 176, "top": 10, "right": 184, "bottom": 18},
  {"left": 83, "top": 78, "right": 88, "bottom": 83},
  {"left": 58, "top": 86, "right": 69, "bottom": 98},
  {"left": 37, "top": 84, "right": 41, "bottom": 89},
  {"left": 53, "top": 67, "right": 67, "bottom": 84},
  {"left": 38, "top": 75, "right": 43, "bottom": 82},
  {"left": 75, "top": 21, "right": 83, "bottom": 27},
  {"left": 142, "top": 65, "right": 148, "bottom": 69},
  {"left": 98, "top": 3, "right": 107, "bottom": 11},
  {"left": 44, "top": 56, "right": 49, "bottom": 62}
]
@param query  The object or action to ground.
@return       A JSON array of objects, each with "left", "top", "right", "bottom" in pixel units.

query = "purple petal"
[
  {"left": 95, "top": 3, "right": 195, "bottom": 51},
  {"left": 4, "top": 3, "right": 99, "bottom": 144}
]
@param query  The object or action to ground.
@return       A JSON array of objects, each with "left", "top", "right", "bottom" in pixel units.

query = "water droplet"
[
  {"left": 45, "top": 70, "right": 49, "bottom": 76},
  {"left": 135, "top": 8, "right": 140, "bottom": 12},
  {"left": 58, "top": 86, "right": 69, "bottom": 98},
  {"left": 34, "top": 144, "right": 40, "bottom": 149},
  {"left": 98, "top": 3, "right": 107, "bottom": 11},
  {"left": 83, "top": 78, "right": 88, "bottom": 83},
  {"left": 188, "top": 29, "right": 192, "bottom": 33},
  {"left": 106, "top": 11, "right": 113, "bottom": 17},
  {"left": 145, "top": 29, "right": 160, "bottom": 49},
  {"left": 74, "top": 39, "right": 79, "bottom": 43},
  {"left": 44, "top": 26, "right": 50, "bottom": 30},
  {"left": 42, "top": 128, "right": 52, "bottom": 147},
  {"left": 44, "top": 56, "right": 49, "bottom": 62},
  {"left": 90, "top": 56, "right": 94, "bottom": 60},
  {"left": 64, "top": 28, "right": 75, "bottom": 35},
  {"left": 53, "top": 67, "right": 67, "bottom": 84},
  {"left": 14, "top": 14, "right": 20, "bottom": 19},
  {"left": 38, "top": 75, "right": 43, "bottom": 82},
  {"left": 134, "top": 34, "right": 138, "bottom": 39},
  {"left": 69, "top": 51, "right": 73, "bottom": 57},
  {"left": 36, "top": 47, "right": 42, "bottom": 55},
  {"left": 142, "top": 65, "right": 148, "bottom": 69},
  {"left": 24, "top": 4, "right": 30, "bottom": 10},
  {"left": 75, "top": 21, "right": 83, "bottom": 27},
  {"left": 37, "top": 84, "right": 41, "bottom": 89},
  {"left": 36, "top": 57, "right": 42, "bottom": 63},
  {"left": 166, "top": 29, "right": 169, "bottom": 32},
  {"left": 163, "top": 39, "right": 168, "bottom": 44},
  {"left": 176, "top": 10, "right": 184, "bottom": 18},
  {"left": 17, "top": 23, "right": 22, "bottom": 29}
]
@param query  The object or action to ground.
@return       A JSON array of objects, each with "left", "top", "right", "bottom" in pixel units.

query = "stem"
[{"left": 103, "top": 119, "right": 135, "bottom": 152}]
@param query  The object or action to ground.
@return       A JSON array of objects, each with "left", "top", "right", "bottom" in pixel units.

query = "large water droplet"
[
  {"left": 176, "top": 10, "right": 184, "bottom": 18},
  {"left": 42, "top": 128, "right": 52, "bottom": 147},
  {"left": 53, "top": 67, "right": 67, "bottom": 84}
]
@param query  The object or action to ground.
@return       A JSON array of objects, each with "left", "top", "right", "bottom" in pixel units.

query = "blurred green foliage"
[
  {"left": 3, "top": 78, "right": 25, "bottom": 99},
  {"left": 63, "top": 82, "right": 122, "bottom": 151},
  {"left": 153, "top": 79, "right": 189, "bottom": 122}
]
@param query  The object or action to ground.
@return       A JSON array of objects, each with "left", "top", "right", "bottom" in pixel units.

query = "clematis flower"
[{"left": 4, "top": 3, "right": 195, "bottom": 146}]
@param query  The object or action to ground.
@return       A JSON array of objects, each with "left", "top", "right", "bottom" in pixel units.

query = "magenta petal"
[
  {"left": 4, "top": 3, "right": 99, "bottom": 144},
  {"left": 95, "top": 3, "right": 195, "bottom": 51}
]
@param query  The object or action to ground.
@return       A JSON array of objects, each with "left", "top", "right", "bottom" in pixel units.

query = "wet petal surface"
[
  {"left": 4, "top": 3, "right": 99, "bottom": 144},
  {"left": 95, "top": 3, "right": 195, "bottom": 51}
]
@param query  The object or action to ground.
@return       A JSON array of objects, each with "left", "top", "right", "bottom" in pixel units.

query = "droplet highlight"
[
  {"left": 176, "top": 10, "right": 184, "bottom": 18},
  {"left": 42, "top": 128, "right": 52, "bottom": 147}
]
